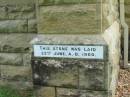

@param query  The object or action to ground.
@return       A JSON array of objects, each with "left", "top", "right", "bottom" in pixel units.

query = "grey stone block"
[
  {"left": 31, "top": 59, "right": 108, "bottom": 90},
  {"left": 0, "top": 65, "right": 32, "bottom": 81},
  {"left": 38, "top": 0, "right": 102, "bottom": 6},
  {"left": 0, "top": 53, "right": 23, "bottom": 65},
  {"left": 32, "top": 59, "right": 79, "bottom": 88},
  {"left": 57, "top": 88, "right": 109, "bottom": 97},
  {"left": 30, "top": 35, "right": 107, "bottom": 45},
  {"left": 38, "top": 4, "right": 101, "bottom": 34},
  {"left": 0, "top": 79, "right": 33, "bottom": 91},
  {"left": 7, "top": 4, "right": 35, "bottom": 12},
  {"left": 0, "top": 0, "right": 35, "bottom": 5},
  {"left": 34, "top": 86, "right": 55, "bottom": 97},
  {"left": 0, "top": 21, "right": 8, "bottom": 32},
  {"left": 23, "top": 53, "right": 31, "bottom": 66},
  {"left": 0, "top": 20, "right": 27, "bottom": 33},
  {"left": 8, "top": 11, "right": 35, "bottom": 19},
  {"left": 0, "top": 33, "right": 36, "bottom": 53},
  {"left": 0, "top": 6, "right": 8, "bottom": 20},
  {"left": 79, "top": 61, "right": 107, "bottom": 90},
  {"left": 28, "top": 19, "right": 37, "bottom": 33}
]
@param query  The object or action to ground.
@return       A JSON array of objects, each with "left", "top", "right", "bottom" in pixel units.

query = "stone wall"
[
  {"left": 0, "top": 0, "right": 36, "bottom": 93},
  {"left": 0, "top": 0, "right": 121, "bottom": 97},
  {"left": 102, "top": 0, "right": 121, "bottom": 97}
]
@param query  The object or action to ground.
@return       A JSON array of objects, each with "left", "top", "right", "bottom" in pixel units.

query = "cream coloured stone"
[{"left": 38, "top": 4, "right": 101, "bottom": 34}]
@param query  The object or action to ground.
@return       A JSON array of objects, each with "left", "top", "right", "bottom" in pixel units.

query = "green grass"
[
  {"left": 0, "top": 86, "right": 22, "bottom": 97},
  {"left": 0, "top": 86, "right": 34, "bottom": 97}
]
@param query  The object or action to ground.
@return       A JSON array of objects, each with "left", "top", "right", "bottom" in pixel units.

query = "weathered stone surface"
[
  {"left": 0, "top": 53, "right": 23, "bottom": 65},
  {"left": 57, "top": 88, "right": 78, "bottom": 97},
  {"left": 8, "top": 11, "right": 35, "bottom": 19},
  {"left": 32, "top": 59, "right": 108, "bottom": 90},
  {"left": 30, "top": 35, "right": 106, "bottom": 45},
  {"left": 0, "top": 6, "right": 8, "bottom": 20},
  {"left": 0, "top": 20, "right": 27, "bottom": 33},
  {"left": 35, "top": 86, "right": 55, "bottom": 97},
  {"left": 23, "top": 53, "right": 31, "bottom": 66},
  {"left": 57, "top": 88, "right": 109, "bottom": 97},
  {"left": 0, "top": 21, "right": 8, "bottom": 32},
  {"left": 0, "top": 33, "right": 36, "bottom": 53},
  {"left": 7, "top": 4, "right": 35, "bottom": 12},
  {"left": 103, "top": 21, "right": 120, "bottom": 97},
  {"left": 0, "top": 65, "right": 32, "bottom": 81},
  {"left": 0, "top": 0, "right": 35, "bottom": 5},
  {"left": 102, "top": 0, "right": 119, "bottom": 31},
  {"left": 38, "top": 0, "right": 102, "bottom": 5},
  {"left": 28, "top": 19, "right": 37, "bottom": 33},
  {"left": 38, "top": 4, "right": 101, "bottom": 34},
  {"left": 79, "top": 61, "right": 107, "bottom": 90},
  {"left": 0, "top": 4, "right": 36, "bottom": 20},
  {"left": 79, "top": 90, "right": 109, "bottom": 97},
  {"left": 0, "top": 79, "right": 33, "bottom": 91},
  {"left": 32, "top": 59, "right": 78, "bottom": 88}
]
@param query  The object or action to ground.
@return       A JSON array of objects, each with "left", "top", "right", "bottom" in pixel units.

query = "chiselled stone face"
[
  {"left": 31, "top": 58, "right": 108, "bottom": 90},
  {"left": 38, "top": 0, "right": 102, "bottom": 34}
]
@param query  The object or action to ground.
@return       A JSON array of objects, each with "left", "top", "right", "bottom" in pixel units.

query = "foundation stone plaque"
[{"left": 33, "top": 45, "right": 104, "bottom": 59}]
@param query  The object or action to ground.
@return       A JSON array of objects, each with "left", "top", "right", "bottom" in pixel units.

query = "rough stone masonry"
[{"left": 0, "top": 0, "right": 121, "bottom": 97}]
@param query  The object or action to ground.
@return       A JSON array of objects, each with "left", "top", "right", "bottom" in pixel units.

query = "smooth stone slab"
[{"left": 33, "top": 45, "right": 104, "bottom": 60}]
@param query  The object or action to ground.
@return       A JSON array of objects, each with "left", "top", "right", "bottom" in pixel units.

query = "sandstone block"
[
  {"left": 0, "top": 6, "right": 8, "bottom": 20},
  {"left": 0, "top": 20, "right": 27, "bottom": 33},
  {"left": 32, "top": 59, "right": 108, "bottom": 90},
  {"left": 7, "top": 4, "right": 35, "bottom": 12},
  {"left": 0, "top": 79, "right": 33, "bottom": 97},
  {"left": 0, "top": 0, "right": 35, "bottom": 5},
  {"left": 23, "top": 53, "right": 31, "bottom": 66},
  {"left": 0, "top": 65, "right": 32, "bottom": 81},
  {"left": 35, "top": 86, "right": 55, "bottom": 97},
  {"left": 0, "top": 33, "right": 36, "bottom": 53},
  {"left": 57, "top": 88, "right": 78, "bottom": 97},
  {"left": 38, "top": 4, "right": 101, "bottom": 34},
  {"left": 57, "top": 88, "right": 109, "bottom": 97},
  {"left": 32, "top": 59, "right": 78, "bottom": 88},
  {"left": 0, "top": 53, "right": 23, "bottom": 66},
  {"left": 0, "top": 21, "right": 8, "bottom": 32},
  {"left": 28, "top": 19, "right": 37, "bottom": 33},
  {"left": 8, "top": 11, "right": 35, "bottom": 19},
  {"left": 38, "top": 0, "right": 102, "bottom": 6},
  {"left": 30, "top": 35, "right": 107, "bottom": 45},
  {"left": 79, "top": 61, "right": 107, "bottom": 90}
]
